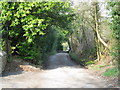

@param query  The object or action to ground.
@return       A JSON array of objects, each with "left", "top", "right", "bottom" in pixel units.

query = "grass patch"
[
  {"left": 89, "top": 64, "right": 110, "bottom": 70},
  {"left": 102, "top": 67, "right": 119, "bottom": 77},
  {"left": 85, "top": 61, "right": 95, "bottom": 65}
]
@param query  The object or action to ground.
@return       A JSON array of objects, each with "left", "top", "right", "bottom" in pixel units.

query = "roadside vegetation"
[
  {"left": 0, "top": 0, "right": 119, "bottom": 81},
  {"left": 0, "top": 1, "right": 73, "bottom": 65}
]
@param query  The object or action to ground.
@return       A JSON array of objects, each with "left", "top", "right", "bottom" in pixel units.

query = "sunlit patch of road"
[{"left": 1, "top": 53, "right": 107, "bottom": 88}]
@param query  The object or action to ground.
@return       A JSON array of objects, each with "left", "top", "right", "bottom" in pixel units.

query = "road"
[{"left": 1, "top": 53, "right": 107, "bottom": 88}]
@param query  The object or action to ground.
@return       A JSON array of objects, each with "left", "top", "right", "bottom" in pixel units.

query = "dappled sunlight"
[{"left": 62, "top": 42, "right": 70, "bottom": 52}]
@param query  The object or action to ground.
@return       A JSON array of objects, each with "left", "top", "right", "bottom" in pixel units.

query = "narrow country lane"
[{"left": 1, "top": 53, "right": 108, "bottom": 88}]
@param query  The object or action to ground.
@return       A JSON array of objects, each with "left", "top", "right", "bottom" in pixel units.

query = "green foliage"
[
  {"left": 89, "top": 64, "right": 110, "bottom": 71},
  {"left": 69, "top": 2, "right": 119, "bottom": 67},
  {"left": 69, "top": 52, "right": 95, "bottom": 66},
  {"left": 69, "top": 52, "right": 80, "bottom": 62},
  {"left": 68, "top": 2, "right": 99, "bottom": 66},
  {"left": 86, "top": 61, "right": 95, "bottom": 65},
  {"left": 1, "top": 2, "right": 73, "bottom": 65},
  {"left": 108, "top": 2, "right": 120, "bottom": 65},
  {"left": 102, "top": 67, "right": 119, "bottom": 77}
]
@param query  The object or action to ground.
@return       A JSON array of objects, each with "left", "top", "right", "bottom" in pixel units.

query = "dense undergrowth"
[{"left": 69, "top": 1, "right": 120, "bottom": 78}]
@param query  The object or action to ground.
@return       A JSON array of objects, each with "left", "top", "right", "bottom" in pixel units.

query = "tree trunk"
[
  {"left": 94, "top": 2, "right": 101, "bottom": 60},
  {"left": 5, "top": 27, "right": 12, "bottom": 62}
]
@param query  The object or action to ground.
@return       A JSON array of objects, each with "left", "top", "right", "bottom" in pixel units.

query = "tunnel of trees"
[{"left": 0, "top": 1, "right": 119, "bottom": 70}]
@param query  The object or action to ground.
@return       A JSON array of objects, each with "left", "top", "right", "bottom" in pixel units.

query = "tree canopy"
[
  {"left": 1, "top": 2, "right": 74, "bottom": 64},
  {"left": 0, "top": 1, "right": 119, "bottom": 68}
]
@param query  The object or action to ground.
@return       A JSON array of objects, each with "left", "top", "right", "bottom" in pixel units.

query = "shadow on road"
[
  {"left": 2, "top": 53, "right": 81, "bottom": 77},
  {"left": 43, "top": 53, "right": 82, "bottom": 70},
  {"left": 2, "top": 59, "right": 25, "bottom": 77},
  {"left": 2, "top": 57, "right": 40, "bottom": 77},
  {"left": 2, "top": 53, "right": 108, "bottom": 88}
]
